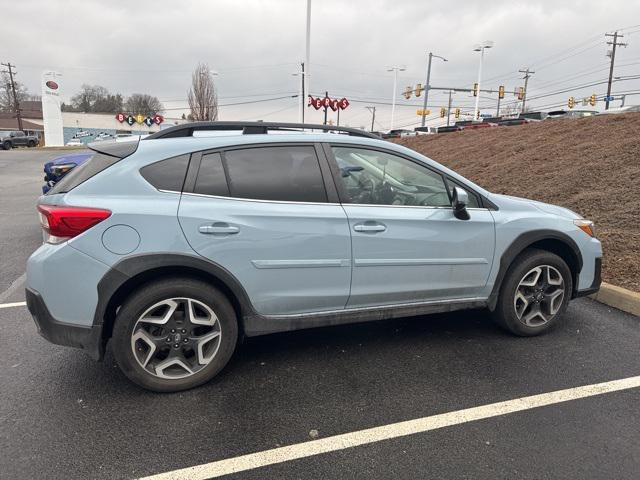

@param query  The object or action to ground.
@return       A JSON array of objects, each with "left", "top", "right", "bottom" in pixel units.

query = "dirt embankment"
[{"left": 396, "top": 113, "right": 640, "bottom": 292}]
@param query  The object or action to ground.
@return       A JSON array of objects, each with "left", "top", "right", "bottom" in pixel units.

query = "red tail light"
[{"left": 37, "top": 205, "right": 111, "bottom": 243}]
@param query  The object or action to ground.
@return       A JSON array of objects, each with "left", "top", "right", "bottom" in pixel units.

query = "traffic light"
[
  {"left": 568, "top": 96, "right": 575, "bottom": 109},
  {"left": 517, "top": 87, "right": 525, "bottom": 100},
  {"left": 589, "top": 94, "right": 597, "bottom": 106},
  {"left": 415, "top": 83, "right": 423, "bottom": 97},
  {"left": 473, "top": 83, "right": 478, "bottom": 97},
  {"left": 455, "top": 108, "right": 460, "bottom": 119},
  {"left": 440, "top": 107, "right": 446, "bottom": 118},
  {"left": 404, "top": 86, "right": 413, "bottom": 99},
  {"left": 498, "top": 85, "right": 505, "bottom": 99},
  {"left": 416, "top": 109, "right": 431, "bottom": 116}
]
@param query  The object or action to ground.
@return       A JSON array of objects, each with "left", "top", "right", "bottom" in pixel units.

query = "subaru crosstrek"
[{"left": 26, "top": 122, "right": 602, "bottom": 392}]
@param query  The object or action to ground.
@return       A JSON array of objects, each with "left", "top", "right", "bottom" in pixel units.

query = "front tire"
[
  {"left": 27, "top": 140, "right": 36, "bottom": 147},
  {"left": 493, "top": 248, "right": 572, "bottom": 336},
  {"left": 2, "top": 141, "right": 11, "bottom": 150},
  {"left": 112, "top": 278, "right": 238, "bottom": 392}
]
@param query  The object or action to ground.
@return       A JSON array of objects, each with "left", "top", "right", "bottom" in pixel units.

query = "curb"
[{"left": 590, "top": 282, "right": 640, "bottom": 317}]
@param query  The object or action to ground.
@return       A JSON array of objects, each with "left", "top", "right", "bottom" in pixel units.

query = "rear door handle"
[
  {"left": 353, "top": 223, "right": 386, "bottom": 233},
  {"left": 199, "top": 223, "right": 239, "bottom": 235}
]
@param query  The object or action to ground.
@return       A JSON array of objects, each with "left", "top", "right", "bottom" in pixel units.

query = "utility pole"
[
  {"left": 300, "top": 62, "right": 305, "bottom": 123},
  {"left": 446, "top": 90, "right": 453, "bottom": 126},
  {"left": 605, "top": 31, "right": 627, "bottom": 110},
  {"left": 519, "top": 67, "right": 535, "bottom": 113},
  {"left": 323, "top": 90, "right": 328, "bottom": 125},
  {"left": 421, "top": 53, "right": 432, "bottom": 127},
  {"left": 366, "top": 106, "right": 376, "bottom": 132},
  {"left": 420, "top": 52, "right": 447, "bottom": 127},
  {"left": 1, "top": 62, "right": 23, "bottom": 131},
  {"left": 496, "top": 95, "right": 501, "bottom": 117}
]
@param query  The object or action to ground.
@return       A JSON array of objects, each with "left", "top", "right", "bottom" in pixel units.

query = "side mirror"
[{"left": 452, "top": 186, "right": 470, "bottom": 220}]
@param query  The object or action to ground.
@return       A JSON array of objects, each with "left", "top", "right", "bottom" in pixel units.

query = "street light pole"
[
  {"left": 473, "top": 41, "right": 493, "bottom": 121},
  {"left": 304, "top": 0, "right": 312, "bottom": 118},
  {"left": 446, "top": 90, "right": 453, "bottom": 127},
  {"left": 421, "top": 52, "right": 447, "bottom": 127},
  {"left": 388, "top": 66, "right": 405, "bottom": 131}
]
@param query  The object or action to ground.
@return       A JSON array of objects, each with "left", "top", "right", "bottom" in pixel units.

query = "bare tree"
[
  {"left": 188, "top": 63, "right": 219, "bottom": 121},
  {"left": 125, "top": 93, "right": 163, "bottom": 116},
  {"left": 0, "top": 72, "right": 29, "bottom": 113},
  {"left": 66, "top": 84, "right": 124, "bottom": 113}
]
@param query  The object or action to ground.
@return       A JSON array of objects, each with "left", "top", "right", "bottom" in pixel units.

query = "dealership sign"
[
  {"left": 116, "top": 112, "right": 164, "bottom": 127},
  {"left": 41, "top": 71, "right": 64, "bottom": 146},
  {"left": 307, "top": 95, "right": 349, "bottom": 111}
]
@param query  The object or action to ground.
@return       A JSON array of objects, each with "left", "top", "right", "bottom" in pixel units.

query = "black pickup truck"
[{"left": 0, "top": 130, "right": 39, "bottom": 149}]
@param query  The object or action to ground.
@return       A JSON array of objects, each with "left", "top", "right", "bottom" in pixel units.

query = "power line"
[{"left": 161, "top": 94, "right": 299, "bottom": 111}]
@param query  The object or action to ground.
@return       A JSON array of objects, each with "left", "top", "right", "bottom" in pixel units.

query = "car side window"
[
  {"left": 194, "top": 153, "right": 230, "bottom": 197},
  {"left": 223, "top": 146, "right": 327, "bottom": 203},
  {"left": 139, "top": 154, "right": 190, "bottom": 192},
  {"left": 331, "top": 146, "right": 451, "bottom": 207}
]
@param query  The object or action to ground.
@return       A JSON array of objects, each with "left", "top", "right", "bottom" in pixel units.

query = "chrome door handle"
[
  {"left": 199, "top": 224, "right": 239, "bottom": 235},
  {"left": 353, "top": 223, "right": 386, "bottom": 233}
]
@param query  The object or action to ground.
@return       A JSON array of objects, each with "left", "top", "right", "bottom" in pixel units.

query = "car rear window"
[
  {"left": 48, "top": 141, "right": 138, "bottom": 195},
  {"left": 48, "top": 153, "right": 118, "bottom": 194}
]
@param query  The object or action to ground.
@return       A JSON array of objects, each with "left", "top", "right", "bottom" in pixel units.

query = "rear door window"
[
  {"left": 223, "top": 146, "right": 327, "bottom": 202},
  {"left": 193, "top": 153, "right": 230, "bottom": 197}
]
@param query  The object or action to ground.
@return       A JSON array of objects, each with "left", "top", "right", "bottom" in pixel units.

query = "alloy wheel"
[
  {"left": 513, "top": 265, "right": 565, "bottom": 327},
  {"left": 130, "top": 297, "right": 222, "bottom": 379}
]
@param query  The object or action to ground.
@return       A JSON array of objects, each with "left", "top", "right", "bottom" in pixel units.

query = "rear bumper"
[
  {"left": 25, "top": 288, "right": 104, "bottom": 360},
  {"left": 574, "top": 257, "right": 602, "bottom": 298}
]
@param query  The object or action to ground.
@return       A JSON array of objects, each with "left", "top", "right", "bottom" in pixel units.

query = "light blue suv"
[{"left": 26, "top": 122, "right": 602, "bottom": 391}]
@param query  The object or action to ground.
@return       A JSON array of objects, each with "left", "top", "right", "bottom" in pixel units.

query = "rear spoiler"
[{"left": 87, "top": 139, "right": 139, "bottom": 159}]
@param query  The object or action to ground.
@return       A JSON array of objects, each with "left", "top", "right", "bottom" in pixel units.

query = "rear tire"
[
  {"left": 492, "top": 248, "right": 572, "bottom": 336},
  {"left": 112, "top": 278, "right": 238, "bottom": 392},
  {"left": 27, "top": 140, "right": 36, "bottom": 147}
]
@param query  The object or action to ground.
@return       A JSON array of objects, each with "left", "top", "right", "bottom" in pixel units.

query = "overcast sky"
[{"left": 3, "top": 0, "right": 640, "bottom": 129}]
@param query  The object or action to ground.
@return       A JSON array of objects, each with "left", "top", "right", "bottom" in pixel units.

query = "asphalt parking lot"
[{"left": 1, "top": 148, "right": 639, "bottom": 479}]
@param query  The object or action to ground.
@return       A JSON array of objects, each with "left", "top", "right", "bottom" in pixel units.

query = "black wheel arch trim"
[
  {"left": 94, "top": 252, "right": 257, "bottom": 339},
  {"left": 487, "top": 229, "right": 583, "bottom": 310}
]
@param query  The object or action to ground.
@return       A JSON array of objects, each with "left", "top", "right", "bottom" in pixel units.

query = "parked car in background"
[
  {"left": 42, "top": 152, "right": 93, "bottom": 194},
  {"left": 520, "top": 112, "right": 547, "bottom": 121},
  {"left": 383, "top": 129, "right": 416, "bottom": 139},
  {"left": 1, "top": 130, "right": 39, "bottom": 149},
  {"left": 26, "top": 121, "right": 601, "bottom": 391},
  {"left": 436, "top": 125, "right": 463, "bottom": 133},
  {"left": 461, "top": 122, "right": 498, "bottom": 130},
  {"left": 414, "top": 126, "right": 437, "bottom": 135},
  {"left": 497, "top": 118, "right": 530, "bottom": 127}
]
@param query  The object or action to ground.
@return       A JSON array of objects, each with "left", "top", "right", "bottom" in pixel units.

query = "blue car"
[
  {"left": 42, "top": 152, "right": 93, "bottom": 194},
  {"left": 27, "top": 122, "right": 602, "bottom": 391}
]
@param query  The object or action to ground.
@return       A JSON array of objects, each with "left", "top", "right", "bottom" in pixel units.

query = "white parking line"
[
  {"left": 0, "top": 301, "right": 26, "bottom": 309},
  {"left": 0, "top": 272, "right": 26, "bottom": 303},
  {"left": 139, "top": 375, "right": 640, "bottom": 480}
]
